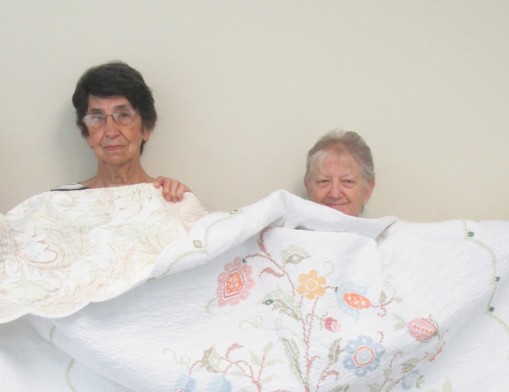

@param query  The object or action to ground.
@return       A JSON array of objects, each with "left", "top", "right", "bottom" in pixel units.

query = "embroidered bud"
[
  {"left": 407, "top": 318, "right": 437, "bottom": 342},
  {"left": 324, "top": 317, "right": 341, "bottom": 332}
]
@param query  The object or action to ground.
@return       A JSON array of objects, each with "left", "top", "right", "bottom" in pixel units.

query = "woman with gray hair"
[{"left": 304, "top": 129, "right": 375, "bottom": 217}]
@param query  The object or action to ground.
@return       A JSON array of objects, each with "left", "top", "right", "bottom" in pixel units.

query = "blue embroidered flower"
[
  {"left": 343, "top": 335, "right": 385, "bottom": 377},
  {"left": 207, "top": 376, "right": 232, "bottom": 392},
  {"left": 171, "top": 374, "right": 196, "bottom": 392},
  {"left": 402, "top": 369, "right": 420, "bottom": 390}
]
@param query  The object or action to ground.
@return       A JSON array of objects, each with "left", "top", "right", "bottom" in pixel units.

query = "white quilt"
[{"left": 1, "top": 185, "right": 508, "bottom": 391}]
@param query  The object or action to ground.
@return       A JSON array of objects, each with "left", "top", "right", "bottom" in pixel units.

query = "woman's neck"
[{"left": 81, "top": 164, "right": 153, "bottom": 188}]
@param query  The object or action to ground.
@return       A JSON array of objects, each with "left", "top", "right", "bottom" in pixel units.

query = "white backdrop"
[{"left": 1, "top": 1, "right": 508, "bottom": 221}]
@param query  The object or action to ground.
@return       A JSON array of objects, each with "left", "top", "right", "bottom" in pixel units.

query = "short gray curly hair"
[{"left": 304, "top": 129, "right": 375, "bottom": 186}]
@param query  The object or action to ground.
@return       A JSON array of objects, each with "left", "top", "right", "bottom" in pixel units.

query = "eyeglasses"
[{"left": 82, "top": 110, "right": 137, "bottom": 129}]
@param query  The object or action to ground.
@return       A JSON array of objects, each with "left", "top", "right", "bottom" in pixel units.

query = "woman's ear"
[
  {"left": 364, "top": 179, "right": 376, "bottom": 203},
  {"left": 142, "top": 127, "right": 153, "bottom": 142}
]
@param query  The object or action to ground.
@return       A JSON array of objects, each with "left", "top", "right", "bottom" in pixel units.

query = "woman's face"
[
  {"left": 85, "top": 95, "right": 152, "bottom": 167},
  {"left": 305, "top": 150, "right": 374, "bottom": 217}
]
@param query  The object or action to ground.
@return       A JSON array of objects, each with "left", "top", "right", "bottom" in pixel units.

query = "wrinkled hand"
[{"left": 153, "top": 176, "right": 191, "bottom": 203}]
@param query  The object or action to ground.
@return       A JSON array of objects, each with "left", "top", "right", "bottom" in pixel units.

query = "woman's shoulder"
[{"left": 51, "top": 183, "right": 89, "bottom": 191}]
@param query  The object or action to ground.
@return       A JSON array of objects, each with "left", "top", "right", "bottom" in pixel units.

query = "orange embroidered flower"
[
  {"left": 297, "top": 270, "right": 326, "bottom": 300},
  {"left": 343, "top": 292, "right": 372, "bottom": 310},
  {"left": 336, "top": 283, "right": 372, "bottom": 319}
]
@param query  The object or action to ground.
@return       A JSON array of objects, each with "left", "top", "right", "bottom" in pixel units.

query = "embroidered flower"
[
  {"left": 171, "top": 374, "right": 196, "bottom": 392},
  {"left": 402, "top": 369, "right": 420, "bottom": 390},
  {"left": 217, "top": 257, "right": 255, "bottom": 307},
  {"left": 297, "top": 270, "right": 326, "bottom": 300},
  {"left": 343, "top": 335, "right": 385, "bottom": 377},
  {"left": 324, "top": 316, "right": 341, "bottom": 332},
  {"left": 343, "top": 292, "right": 372, "bottom": 310},
  {"left": 207, "top": 376, "right": 232, "bottom": 392},
  {"left": 337, "top": 282, "right": 371, "bottom": 318},
  {"left": 407, "top": 318, "right": 438, "bottom": 342}
]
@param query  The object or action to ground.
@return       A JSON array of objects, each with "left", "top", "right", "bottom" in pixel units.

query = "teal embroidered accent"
[{"left": 462, "top": 220, "right": 509, "bottom": 341}]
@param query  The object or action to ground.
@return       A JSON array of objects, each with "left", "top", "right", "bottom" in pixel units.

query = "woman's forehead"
[
  {"left": 87, "top": 95, "right": 132, "bottom": 110},
  {"left": 316, "top": 149, "right": 360, "bottom": 173}
]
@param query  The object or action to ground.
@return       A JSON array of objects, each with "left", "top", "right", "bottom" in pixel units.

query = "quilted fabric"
[{"left": 1, "top": 188, "right": 508, "bottom": 391}]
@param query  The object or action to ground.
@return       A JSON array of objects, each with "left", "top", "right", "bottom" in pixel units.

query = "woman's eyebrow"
[
  {"left": 87, "top": 104, "right": 132, "bottom": 113},
  {"left": 112, "top": 104, "right": 133, "bottom": 111}
]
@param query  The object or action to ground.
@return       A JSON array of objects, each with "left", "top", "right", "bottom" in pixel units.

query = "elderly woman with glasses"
[
  {"left": 304, "top": 129, "right": 375, "bottom": 217},
  {"left": 53, "top": 61, "right": 189, "bottom": 202}
]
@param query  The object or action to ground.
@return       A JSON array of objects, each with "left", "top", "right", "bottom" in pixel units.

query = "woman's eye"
[{"left": 117, "top": 112, "right": 130, "bottom": 119}]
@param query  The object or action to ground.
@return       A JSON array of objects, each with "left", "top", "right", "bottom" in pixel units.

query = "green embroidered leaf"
[
  {"left": 283, "top": 337, "right": 300, "bottom": 359},
  {"left": 282, "top": 245, "right": 310, "bottom": 265},
  {"left": 270, "top": 298, "right": 301, "bottom": 320},
  {"left": 368, "top": 384, "right": 380, "bottom": 392},
  {"left": 328, "top": 339, "right": 342, "bottom": 364},
  {"left": 262, "top": 374, "right": 279, "bottom": 383},
  {"left": 443, "top": 379, "right": 453, "bottom": 392},
  {"left": 379, "top": 290, "right": 387, "bottom": 304},
  {"left": 263, "top": 342, "right": 273, "bottom": 354},
  {"left": 327, "top": 385, "right": 349, "bottom": 392},
  {"left": 393, "top": 314, "right": 406, "bottom": 329},
  {"left": 282, "top": 337, "right": 304, "bottom": 381},
  {"left": 201, "top": 347, "right": 220, "bottom": 373},
  {"left": 401, "top": 358, "right": 418, "bottom": 373},
  {"left": 250, "top": 351, "right": 261, "bottom": 366}
]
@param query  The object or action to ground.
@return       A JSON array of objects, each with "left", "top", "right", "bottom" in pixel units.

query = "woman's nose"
[
  {"left": 103, "top": 116, "right": 120, "bottom": 135},
  {"left": 329, "top": 181, "right": 343, "bottom": 197}
]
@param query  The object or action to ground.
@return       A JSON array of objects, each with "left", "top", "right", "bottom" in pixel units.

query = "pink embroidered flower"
[
  {"left": 407, "top": 318, "right": 438, "bottom": 342},
  {"left": 217, "top": 258, "right": 255, "bottom": 307},
  {"left": 324, "top": 317, "right": 341, "bottom": 332},
  {"left": 297, "top": 270, "right": 326, "bottom": 300}
]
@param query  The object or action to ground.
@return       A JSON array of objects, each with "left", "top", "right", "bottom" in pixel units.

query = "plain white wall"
[{"left": 1, "top": 1, "right": 508, "bottom": 221}]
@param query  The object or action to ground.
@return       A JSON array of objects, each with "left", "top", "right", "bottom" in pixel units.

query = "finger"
[
  {"left": 174, "top": 183, "right": 186, "bottom": 202},
  {"left": 163, "top": 179, "right": 175, "bottom": 202},
  {"left": 170, "top": 181, "right": 184, "bottom": 202},
  {"left": 152, "top": 176, "right": 165, "bottom": 188}
]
